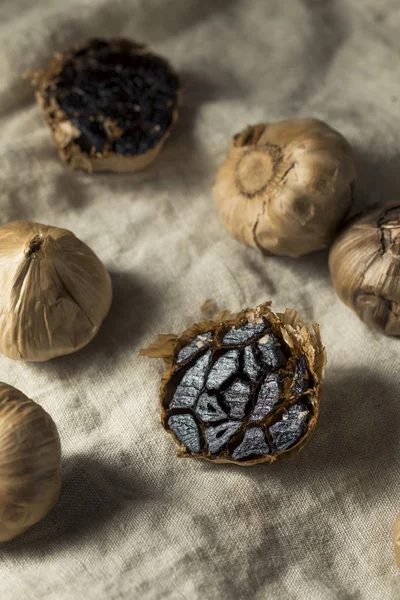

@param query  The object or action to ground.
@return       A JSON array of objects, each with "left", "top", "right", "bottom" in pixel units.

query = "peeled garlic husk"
[
  {"left": 214, "top": 118, "right": 355, "bottom": 257},
  {"left": 394, "top": 513, "right": 400, "bottom": 567},
  {"left": 0, "top": 220, "right": 112, "bottom": 361},
  {"left": 0, "top": 383, "right": 61, "bottom": 542},
  {"left": 329, "top": 203, "right": 400, "bottom": 335}
]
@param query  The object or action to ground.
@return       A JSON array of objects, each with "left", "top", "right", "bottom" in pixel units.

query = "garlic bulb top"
[
  {"left": 329, "top": 203, "right": 400, "bottom": 335},
  {"left": 0, "top": 221, "right": 112, "bottom": 361},
  {"left": 0, "top": 383, "right": 61, "bottom": 542},
  {"left": 214, "top": 118, "right": 355, "bottom": 257}
]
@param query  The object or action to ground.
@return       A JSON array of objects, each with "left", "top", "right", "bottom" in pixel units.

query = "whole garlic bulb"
[
  {"left": 0, "top": 221, "right": 112, "bottom": 361},
  {"left": 0, "top": 383, "right": 61, "bottom": 542},
  {"left": 329, "top": 203, "right": 400, "bottom": 335},
  {"left": 214, "top": 118, "right": 355, "bottom": 257}
]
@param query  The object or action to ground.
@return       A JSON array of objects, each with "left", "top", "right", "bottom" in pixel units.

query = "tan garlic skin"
[
  {"left": 329, "top": 203, "right": 400, "bottom": 335},
  {"left": 394, "top": 513, "right": 400, "bottom": 567},
  {"left": 0, "top": 221, "right": 112, "bottom": 361},
  {"left": 214, "top": 118, "right": 355, "bottom": 257},
  {"left": 0, "top": 383, "right": 61, "bottom": 542}
]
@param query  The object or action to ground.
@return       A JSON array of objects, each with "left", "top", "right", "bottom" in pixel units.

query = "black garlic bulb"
[
  {"left": 29, "top": 38, "right": 181, "bottom": 173},
  {"left": 329, "top": 203, "right": 400, "bottom": 335},
  {"left": 142, "top": 303, "right": 326, "bottom": 466}
]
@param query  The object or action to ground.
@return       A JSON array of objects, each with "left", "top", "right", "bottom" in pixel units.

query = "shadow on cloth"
[
  {"left": 262, "top": 249, "right": 332, "bottom": 324},
  {"left": 0, "top": 142, "right": 94, "bottom": 219},
  {"left": 128, "top": 0, "right": 241, "bottom": 43},
  {"left": 352, "top": 147, "right": 400, "bottom": 214},
  {"left": 193, "top": 369, "right": 395, "bottom": 592},
  {"left": 50, "top": 171, "right": 92, "bottom": 212},
  {"left": 190, "top": 510, "right": 286, "bottom": 595},
  {"left": 285, "top": 0, "right": 350, "bottom": 111},
  {"left": 0, "top": 453, "right": 151, "bottom": 557},
  {"left": 85, "top": 62, "right": 249, "bottom": 199},
  {"left": 198, "top": 368, "right": 396, "bottom": 492},
  {"left": 306, "top": 368, "right": 397, "bottom": 480},
  {"left": 28, "top": 270, "right": 159, "bottom": 379}
]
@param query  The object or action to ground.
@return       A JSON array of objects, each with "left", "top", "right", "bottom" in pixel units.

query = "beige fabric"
[{"left": 0, "top": 1, "right": 399, "bottom": 598}]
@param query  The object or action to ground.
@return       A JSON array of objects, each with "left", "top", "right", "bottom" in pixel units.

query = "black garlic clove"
[
  {"left": 250, "top": 373, "right": 283, "bottom": 421},
  {"left": 231, "top": 427, "right": 270, "bottom": 460},
  {"left": 168, "top": 414, "right": 201, "bottom": 453},
  {"left": 269, "top": 404, "right": 309, "bottom": 452}
]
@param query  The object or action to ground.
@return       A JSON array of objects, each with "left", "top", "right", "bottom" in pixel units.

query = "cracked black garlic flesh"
[
  {"left": 28, "top": 38, "right": 180, "bottom": 173},
  {"left": 0, "top": 221, "right": 112, "bottom": 361},
  {"left": 329, "top": 203, "right": 400, "bottom": 335},
  {"left": 141, "top": 303, "right": 326, "bottom": 465},
  {"left": 213, "top": 118, "right": 355, "bottom": 257}
]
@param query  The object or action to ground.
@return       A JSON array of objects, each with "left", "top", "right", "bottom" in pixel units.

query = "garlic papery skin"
[
  {"left": 329, "top": 203, "right": 400, "bottom": 335},
  {"left": 0, "top": 220, "right": 112, "bottom": 361},
  {"left": 394, "top": 513, "right": 400, "bottom": 567},
  {"left": 0, "top": 383, "right": 61, "bottom": 542},
  {"left": 213, "top": 118, "right": 355, "bottom": 258}
]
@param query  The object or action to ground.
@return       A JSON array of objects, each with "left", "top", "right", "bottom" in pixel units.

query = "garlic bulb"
[
  {"left": 29, "top": 38, "right": 181, "bottom": 173},
  {"left": 142, "top": 302, "right": 326, "bottom": 466},
  {"left": 394, "top": 513, "right": 400, "bottom": 567},
  {"left": 0, "top": 383, "right": 61, "bottom": 542},
  {"left": 214, "top": 118, "right": 355, "bottom": 257},
  {"left": 0, "top": 221, "right": 112, "bottom": 361},
  {"left": 329, "top": 203, "right": 400, "bottom": 335}
]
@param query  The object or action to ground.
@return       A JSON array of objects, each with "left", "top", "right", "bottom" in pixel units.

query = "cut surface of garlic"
[
  {"left": 214, "top": 118, "right": 355, "bottom": 257},
  {"left": 141, "top": 302, "right": 326, "bottom": 465}
]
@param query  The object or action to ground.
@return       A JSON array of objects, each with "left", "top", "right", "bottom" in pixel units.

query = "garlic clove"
[
  {"left": 329, "top": 203, "right": 400, "bottom": 335},
  {"left": 214, "top": 118, "right": 355, "bottom": 257},
  {"left": 0, "top": 221, "right": 112, "bottom": 361},
  {"left": 0, "top": 383, "right": 61, "bottom": 542}
]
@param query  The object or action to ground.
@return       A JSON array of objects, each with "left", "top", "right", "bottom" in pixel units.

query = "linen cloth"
[{"left": 0, "top": 0, "right": 399, "bottom": 598}]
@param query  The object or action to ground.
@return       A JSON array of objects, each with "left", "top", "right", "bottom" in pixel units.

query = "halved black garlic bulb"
[
  {"left": 29, "top": 38, "right": 181, "bottom": 173},
  {"left": 141, "top": 303, "right": 326, "bottom": 466}
]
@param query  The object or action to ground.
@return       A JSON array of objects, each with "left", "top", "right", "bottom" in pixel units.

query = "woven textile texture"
[{"left": 0, "top": 1, "right": 399, "bottom": 598}]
